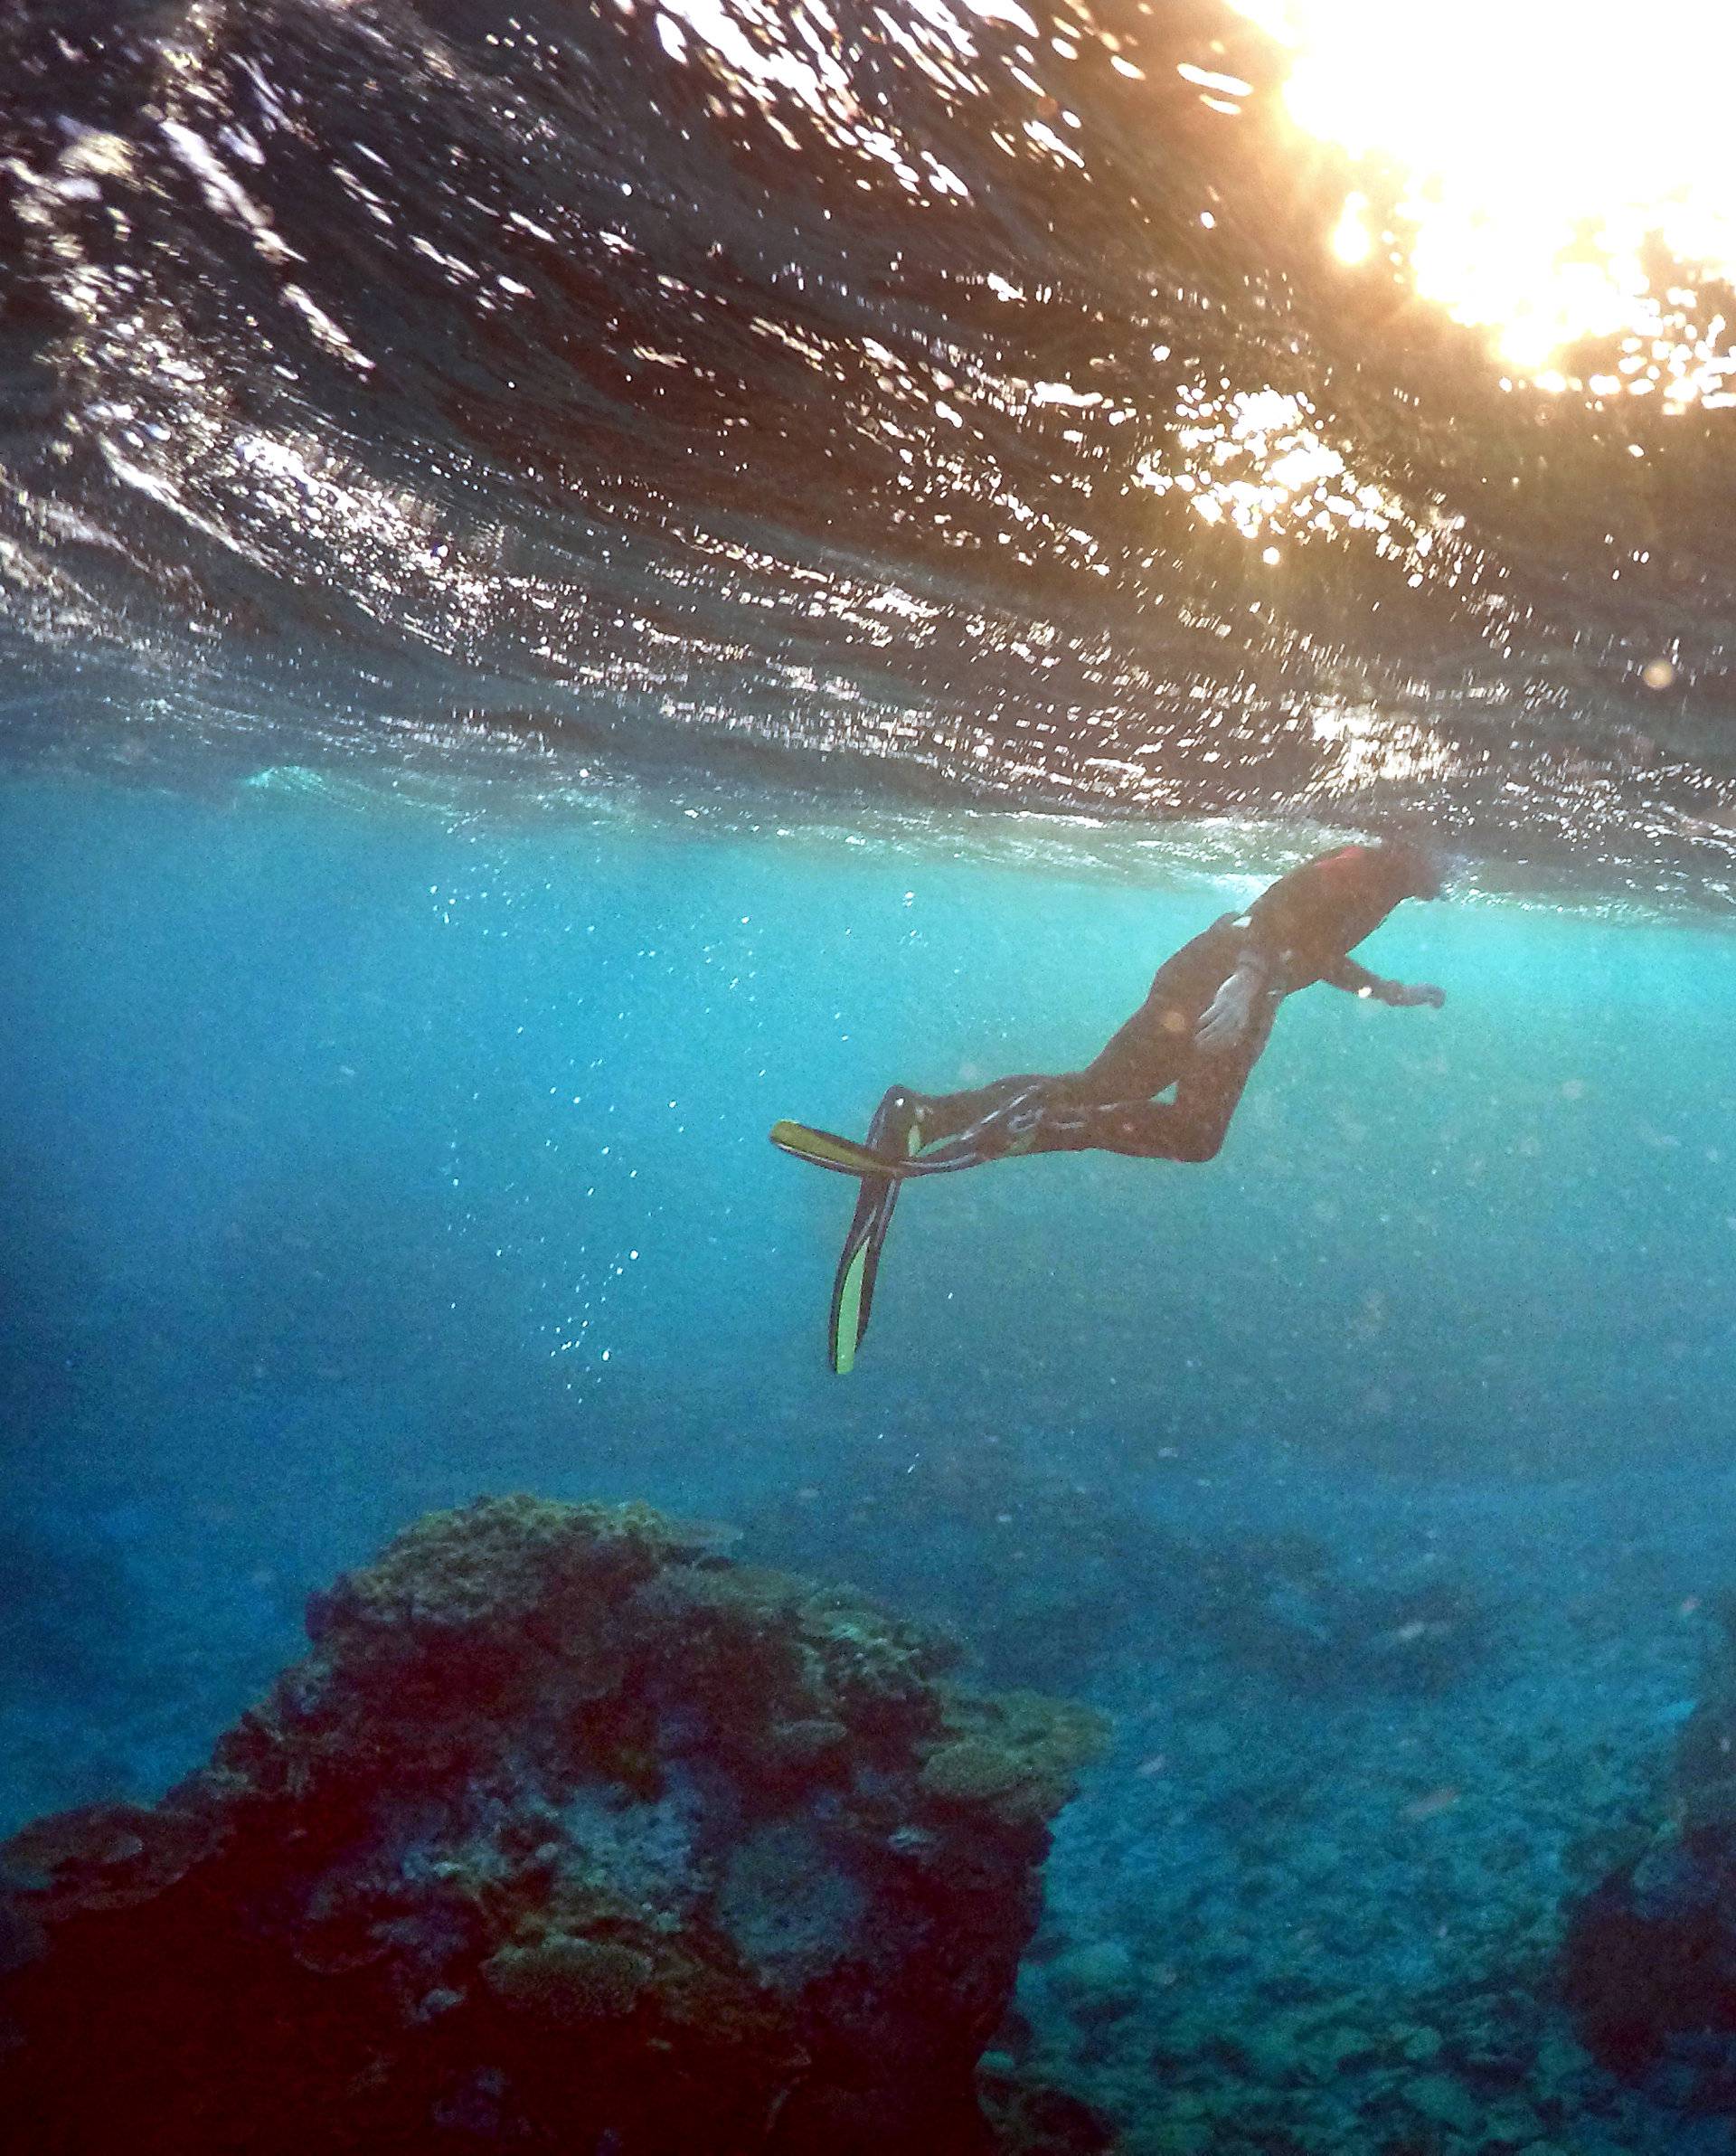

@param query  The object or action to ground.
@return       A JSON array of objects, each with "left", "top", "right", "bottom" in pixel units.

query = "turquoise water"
[
  {"left": 6, "top": 770, "right": 1730, "bottom": 1499},
  {"left": 6, "top": 764, "right": 1736, "bottom": 2150}
]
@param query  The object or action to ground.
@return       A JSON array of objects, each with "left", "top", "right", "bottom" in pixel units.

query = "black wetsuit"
[{"left": 876, "top": 843, "right": 1433, "bottom": 1170}]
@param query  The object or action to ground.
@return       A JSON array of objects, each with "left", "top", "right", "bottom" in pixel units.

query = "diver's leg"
[
  {"left": 871, "top": 920, "right": 1235, "bottom": 1168},
  {"left": 879, "top": 1007, "right": 1192, "bottom": 1174},
  {"left": 1054, "top": 1003, "right": 1275, "bottom": 1163},
  {"left": 896, "top": 998, "right": 1196, "bottom": 1174},
  {"left": 897, "top": 1076, "right": 1087, "bottom": 1169},
  {"left": 909, "top": 985, "right": 1276, "bottom": 1170},
  {"left": 877, "top": 1073, "right": 1057, "bottom": 1151},
  {"left": 1074, "top": 919, "right": 1241, "bottom": 1100}
]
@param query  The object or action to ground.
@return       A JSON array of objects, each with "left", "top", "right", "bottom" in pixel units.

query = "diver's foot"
[
  {"left": 866, "top": 1086, "right": 927, "bottom": 1163},
  {"left": 914, "top": 1081, "right": 1055, "bottom": 1168}
]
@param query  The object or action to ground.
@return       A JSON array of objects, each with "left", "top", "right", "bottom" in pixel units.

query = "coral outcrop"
[
  {"left": 0, "top": 1495, "right": 1102, "bottom": 2155},
  {"left": 1561, "top": 1588, "right": 1736, "bottom": 2096}
]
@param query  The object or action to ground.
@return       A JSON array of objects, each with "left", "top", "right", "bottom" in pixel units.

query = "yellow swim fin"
[
  {"left": 770, "top": 1119, "right": 919, "bottom": 1178},
  {"left": 831, "top": 1232, "right": 873, "bottom": 1375}
]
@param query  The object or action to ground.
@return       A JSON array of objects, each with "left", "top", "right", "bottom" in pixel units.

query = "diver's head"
[{"left": 1369, "top": 834, "right": 1450, "bottom": 902}]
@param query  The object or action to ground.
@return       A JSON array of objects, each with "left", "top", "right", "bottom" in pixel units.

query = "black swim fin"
[
  {"left": 776, "top": 1093, "right": 918, "bottom": 1373},
  {"left": 829, "top": 1168, "right": 900, "bottom": 1376}
]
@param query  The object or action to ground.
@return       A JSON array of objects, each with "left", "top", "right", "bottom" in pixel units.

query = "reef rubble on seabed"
[{"left": 0, "top": 1494, "right": 1109, "bottom": 2156}]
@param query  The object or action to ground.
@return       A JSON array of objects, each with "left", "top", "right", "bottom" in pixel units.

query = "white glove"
[{"left": 1195, "top": 961, "right": 1267, "bottom": 1053}]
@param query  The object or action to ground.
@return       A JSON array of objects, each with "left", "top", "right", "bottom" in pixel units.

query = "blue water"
[
  {"left": 5, "top": 761, "right": 1736, "bottom": 2148},
  {"left": 7, "top": 770, "right": 1731, "bottom": 1497}
]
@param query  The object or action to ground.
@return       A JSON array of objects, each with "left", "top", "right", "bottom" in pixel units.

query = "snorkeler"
[{"left": 772, "top": 837, "right": 1448, "bottom": 1372}]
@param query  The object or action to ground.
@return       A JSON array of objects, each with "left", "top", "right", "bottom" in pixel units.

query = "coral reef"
[
  {"left": 0, "top": 1495, "right": 1102, "bottom": 2155},
  {"left": 1561, "top": 1588, "right": 1736, "bottom": 2098}
]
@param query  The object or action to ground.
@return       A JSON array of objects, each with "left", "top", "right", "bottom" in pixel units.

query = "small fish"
[
  {"left": 661, "top": 1516, "right": 743, "bottom": 1556},
  {"left": 1400, "top": 1786, "right": 1460, "bottom": 1823}
]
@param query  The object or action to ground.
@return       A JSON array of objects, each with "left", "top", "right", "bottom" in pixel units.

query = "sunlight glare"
[{"left": 1229, "top": 0, "right": 1736, "bottom": 407}]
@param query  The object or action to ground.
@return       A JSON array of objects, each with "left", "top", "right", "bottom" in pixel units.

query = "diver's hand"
[
  {"left": 1380, "top": 979, "right": 1445, "bottom": 1009},
  {"left": 1196, "top": 961, "right": 1266, "bottom": 1052}
]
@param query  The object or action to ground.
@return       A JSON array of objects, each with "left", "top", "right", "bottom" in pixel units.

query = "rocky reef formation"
[
  {"left": 0, "top": 1495, "right": 1103, "bottom": 2155},
  {"left": 1561, "top": 1587, "right": 1736, "bottom": 2102}
]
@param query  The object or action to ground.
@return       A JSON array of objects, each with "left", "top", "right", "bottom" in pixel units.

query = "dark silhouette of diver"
[{"left": 773, "top": 837, "right": 1448, "bottom": 1370}]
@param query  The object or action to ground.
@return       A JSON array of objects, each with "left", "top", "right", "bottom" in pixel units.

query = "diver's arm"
[
  {"left": 1320, "top": 956, "right": 1444, "bottom": 1007},
  {"left": 1320, "top": 957, "right": 1386, "bottom": 997}
]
